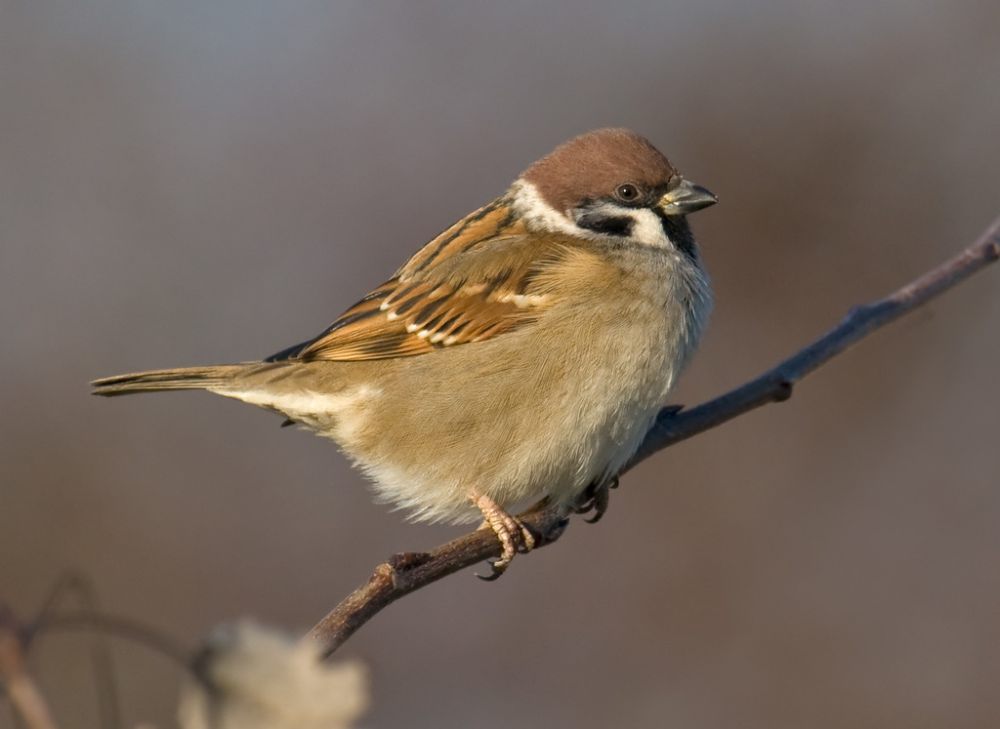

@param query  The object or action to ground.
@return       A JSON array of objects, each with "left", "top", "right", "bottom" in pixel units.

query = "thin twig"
[
  {"left": 30, "top": 612, "right": 193, "bottom": 672},
  {"left": 31, "top": 574, "right": 121, "bottom": 729},
  {"left": 308, "top": 216, "right": 1000, "bottom": 658}
]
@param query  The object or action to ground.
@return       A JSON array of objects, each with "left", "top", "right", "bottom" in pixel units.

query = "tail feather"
[{"left": 91, "top": 365, "right": 248, "bottom": 397}]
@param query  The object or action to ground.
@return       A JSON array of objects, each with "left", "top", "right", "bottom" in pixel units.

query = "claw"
[
  {"left": 470, "top": 492, "right": 535, "bottom": 579},
  {"left": 577, "top": 476, "right": 618, "bottom": 524},
  {"left": 476, "top": 565, "right": 505, "bottom": 582}
]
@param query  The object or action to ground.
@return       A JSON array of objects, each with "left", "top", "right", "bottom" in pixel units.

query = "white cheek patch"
[
  {"left": 625, "top": 207, "right": 671, "bottom": 248},
  {"left": 512, "top": 178, "right": 674, "bottom": 249}
]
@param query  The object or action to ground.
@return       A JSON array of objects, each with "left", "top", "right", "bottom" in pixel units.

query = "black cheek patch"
[{"left": 576, "top": 212, "right": 634, "bottom": 237}]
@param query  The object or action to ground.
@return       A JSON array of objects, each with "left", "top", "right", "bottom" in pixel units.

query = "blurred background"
[{"left": 2, "top": 2, "right": 999, "bottom": 727}]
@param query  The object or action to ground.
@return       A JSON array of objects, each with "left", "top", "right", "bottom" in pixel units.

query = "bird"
[{"left": 92, "top": 128, "right": 717, "bottom": 576}]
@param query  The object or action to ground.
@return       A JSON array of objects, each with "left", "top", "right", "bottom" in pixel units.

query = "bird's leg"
[
  {"left": 469, "top": 491, "right": 536, "bottom": 580},
  {"left": 573, "top": 475, "right": 619, "bottom": 524}
]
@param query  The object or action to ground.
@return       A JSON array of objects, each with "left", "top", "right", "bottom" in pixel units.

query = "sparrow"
[{"left": 92, "top": 128, "right": 717, "bottom": 576}]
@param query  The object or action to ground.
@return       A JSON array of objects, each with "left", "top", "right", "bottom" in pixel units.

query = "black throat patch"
[{"left": 655, "top": 212, "right": 697, "bottom": 260}]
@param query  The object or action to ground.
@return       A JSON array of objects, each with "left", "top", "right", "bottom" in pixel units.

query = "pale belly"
[{"left": 325, "top": 313, "right": 685, "bottom": 524}]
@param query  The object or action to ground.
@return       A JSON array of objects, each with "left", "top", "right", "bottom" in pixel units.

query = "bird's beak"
[{"left": 658, "top": 177, "right": 718, "bottom": 216}]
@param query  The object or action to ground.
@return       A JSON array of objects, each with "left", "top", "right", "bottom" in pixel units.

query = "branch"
[
  {"left": 31, "top": 612, "right": 192, "bottom": 672},
  {"left": 32, "top": 573, "right": 121, "bottom": 729},
  {"left": 0, "top": 603, "right": 60, "bottom": 729},
  {"left": 308, "top": 216, "right": 1000, "bottom": 658},
  {"left": 0, "top": 585, "right": 194, "bottom": 729}
]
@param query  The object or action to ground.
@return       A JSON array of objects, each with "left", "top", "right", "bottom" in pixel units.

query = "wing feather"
[{"left": 266, "top": 197, "right": 577, "bottom": 363}]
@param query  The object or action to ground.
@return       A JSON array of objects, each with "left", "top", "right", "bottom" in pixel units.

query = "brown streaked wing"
[
  {"left": 399, "top": 197, "right": 524, "bottom": 275},
  {"left": 285, "top": 201, "right": 566, "bottom": 362}
]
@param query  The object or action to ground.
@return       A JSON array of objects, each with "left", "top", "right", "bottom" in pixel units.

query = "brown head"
[{"left": 514, "top": 128, "right": 716, "bottom": 254}]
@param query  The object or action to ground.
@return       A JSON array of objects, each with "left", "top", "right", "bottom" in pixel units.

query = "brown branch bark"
[
  {"left": 308, "top": 216, "right": 1000, "bottom": 659},
  {"left": 0, "top": 603, "right": 60, "bottom": 729}
]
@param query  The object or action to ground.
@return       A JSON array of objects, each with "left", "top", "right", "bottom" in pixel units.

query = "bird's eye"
[{"left": 615, "top": 183, "right": 640, "bottom": 202}]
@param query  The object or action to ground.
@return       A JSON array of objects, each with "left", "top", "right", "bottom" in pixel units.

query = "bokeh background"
[{"left": 2, "top": 2, "right": 999, "bottom": 728}]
